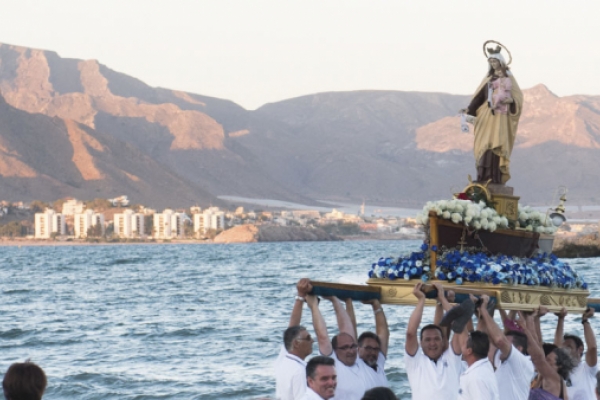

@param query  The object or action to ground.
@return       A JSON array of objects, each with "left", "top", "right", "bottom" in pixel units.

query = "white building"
[
  {"left": 153, "top": 209, "right": 186, "bottom": 239},
  {"left": 74, "top": 210, "right": 105, "bottom": 238},
  {"left": 34, "top": 209, "right": 66, "bottom": 239},
  {"left": 194, "top": 207, "right": 225, "bottom": 236},
  {"left": 114, "top": 209, "right": 145, "bottom": 238},
  {"left": 61, "top": 199, "right": 85, "bottom": 215},
  {"left": 109, "top": 195, "right": 130, "bottom": 207}
]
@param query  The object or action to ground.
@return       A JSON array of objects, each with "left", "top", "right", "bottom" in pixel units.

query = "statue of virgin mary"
[{"left": 464, "top": 42, "right": 523, "bottom": 185}]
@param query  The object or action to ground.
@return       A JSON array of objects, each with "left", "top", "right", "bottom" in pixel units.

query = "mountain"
[{"left": 1, "top": 42, "right": 600, "bottom": 208}]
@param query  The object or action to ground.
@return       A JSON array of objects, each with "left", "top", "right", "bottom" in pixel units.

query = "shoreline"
[
  {"left": 0, "top": 239, "right": 213, "bottom": 247},
  {"left": 0, "top": 235, "right": 420, "bottom": 247}
]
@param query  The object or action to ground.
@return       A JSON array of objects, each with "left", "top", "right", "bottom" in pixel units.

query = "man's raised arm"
[
  {"left": 289, "top": 278, "right": 312, "bottom": 327},
  {"left": 364, "top": 299, "right": 389, "bottom": 357},
  {"left": 479, "top": 295, "right": 511, "bottom": 360},
  {"left": 553, "top": 307, "right": 567, "bottom": 346},
  {"left": 328, "top": 296, "right": 355, "bottom": 339},
  {"left": 582, "top": 308, "right": 597, "bottom": 367},
  {"left": 306, "top": 294, "right": 332, "bottom": 356},
  {"left": 406, "top": 283, "right": 426, "bottom": 356}
]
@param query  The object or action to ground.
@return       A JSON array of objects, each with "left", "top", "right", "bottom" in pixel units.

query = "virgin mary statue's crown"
[{"left": 487, "top": 45, "right": 502, "bottom": 55}]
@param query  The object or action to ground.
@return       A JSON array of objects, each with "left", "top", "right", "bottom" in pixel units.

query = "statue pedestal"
[
  {"left": 492, "top": 193, "right": 520, "bottom": 221},
  {"left": 486, "top": 183, "right": 514, "bottom": 196}
]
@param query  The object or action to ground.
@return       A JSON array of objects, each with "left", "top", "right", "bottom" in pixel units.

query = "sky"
[{"left": 1, "top": 0, "right": 599, "bottom": 110}]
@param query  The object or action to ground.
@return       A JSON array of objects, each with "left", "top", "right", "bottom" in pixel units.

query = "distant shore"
[
  {"left": 0, "top": 234, "right": 419, "bottom": 247},
  {"left": 0, "top": 238, "right": 212, "bottom": 247}
]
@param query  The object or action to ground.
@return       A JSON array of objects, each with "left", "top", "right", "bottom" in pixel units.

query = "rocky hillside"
[
  {"left": 1, "top": 42, "right": 600, "bottom": 208},
  {"left": 213, "top": 224, "right": 340, "bottom": 243}
]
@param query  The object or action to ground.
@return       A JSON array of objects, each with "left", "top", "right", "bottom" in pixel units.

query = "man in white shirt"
[
  {"left": 300, "top": 356, "right": 337, "bottom": 400},
  {"left": 477, "top": 295, "right": 534, "bottom": 400},
  {"left": 405, "top": 282, "right": 466, "bottom": 400},
  {"left": 312, "top": 295, "right": 378, "bottom": 400},
  {"left": 274, "top": 279, "right": 321, "bottom": 400},
  {"left": 458, "top": 330, "right": 499, "bottom": 400},
  {"left": 555, "top": 307, "right": 598, "bottom": 400},
  {"left": 345, "top": 298, "right": 390, "bottom": 388}
]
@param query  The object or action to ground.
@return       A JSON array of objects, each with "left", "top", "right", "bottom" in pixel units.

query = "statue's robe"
[{"left": 467, "top": 74, "right": 523, "bottom": 184}]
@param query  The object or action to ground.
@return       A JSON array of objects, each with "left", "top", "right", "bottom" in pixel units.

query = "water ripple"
[{"left": 1, "top": 241, "right": 599, "bottom": 399}]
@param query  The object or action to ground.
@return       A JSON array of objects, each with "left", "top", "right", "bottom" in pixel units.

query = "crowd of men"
[{"left": 274, "top": 278, "right": 600, "bottom": 400}]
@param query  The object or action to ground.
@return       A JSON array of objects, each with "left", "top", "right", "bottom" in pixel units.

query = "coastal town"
[{"left": 0, "top": 196, "right": 425, "bottom": 242}]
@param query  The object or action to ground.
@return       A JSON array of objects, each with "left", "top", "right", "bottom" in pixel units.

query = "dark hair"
[
  {"left": 420, "top": 324, "right": 444, "bottom": 340},
  {"left": 358, "top": 332, "right": 381, "bottom": 347},
  {"left": 467, "top": 331, "right": 490, "bottom": 359},
  {"left": 564, "top": 334, "right": 584, "bottom": 356},
  {"left": 542, "top": 343, "right": 558, "bottom": 357},
  {"left": 2, "top": 362, "right": 47, "bottom": 400},
  {"left": 506, "top": 330, "right": 528, "bottom": 355},
  {"left": 306, "top": 356, "right": 335, "bottom": 379},
  {"left": 284, "top": 326, "right": 306, "bottom": 352},
  {"left": 553, "top": 348, "right": 577, "bottom": 381},
  {"left": 595, "top": 370, "right": 600, "bottom": 396},
  {"left": 361, "top": 386, "right": 398, "bottom": 400},
  {"left": 332, "top": 332, "right": 354, "bottom": 350}
]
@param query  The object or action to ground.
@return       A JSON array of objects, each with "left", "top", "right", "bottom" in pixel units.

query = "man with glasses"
[
  {"left": 275, "top": 279, "right": 321, "bottom": 400},
  {"left": 354, "top": 299, "right": 389, "bottom": 388},
  {"left": 312, "top": 295, "right": 381, "bottom": 400}
]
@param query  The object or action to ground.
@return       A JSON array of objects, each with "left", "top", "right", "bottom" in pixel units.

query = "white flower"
[
  {"left": 454, "top": 203, "right": 464, "bottom": 213},
  {"left": 492, "top": 216, "right": 502, "bottom": 224},
  {"left": 435, "top": 207, "right": 443, "bottom": 216},
  {"left": 525, "top": 225, "right": 533, "bottom": 232},
  {"left": 474, "top": 221, "right": 482, "bottom": 230},
  {"left": 480, "top": 209, "right": 489, "bottom": 219},
  {"left": 499, "top": 217, "right": 509, "bottom": 227},
  {"left": 488, "top": 221, "right": 497, "bottom": 232},
  {"left": 464, "top": 216, "right": 473, "bottom": 224},
  {"left": 481, "top": 219, "right": 489, "bottom": 229},
  {"left": 451, "top": 213, "right": 462, "bottom": 224},
  {"left": 442, "top": 211, "right": 451, "bottom": 219},
  {"left": 519, "top": 212, "right": 528, "bottom": 221}
]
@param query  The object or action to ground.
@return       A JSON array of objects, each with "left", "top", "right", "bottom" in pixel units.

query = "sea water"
[{"left": 1, "top": 241, "right": 599, "bottom": 399}]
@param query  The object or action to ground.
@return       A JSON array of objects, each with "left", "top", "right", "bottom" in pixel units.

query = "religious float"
[{"left": 311, "top": 41, "right": 599, "bottom": 314}]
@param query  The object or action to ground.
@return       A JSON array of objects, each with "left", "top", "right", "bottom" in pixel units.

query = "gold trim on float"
[{"left": 366, "top": 279, "right": 589, "bottom": 312}]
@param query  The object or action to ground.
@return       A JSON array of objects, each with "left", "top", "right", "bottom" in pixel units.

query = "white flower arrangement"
[
  {"left": 417, "top": 199, "right": 558, "bottom": 235},
  {"left": 417, "top": 199, "right": 508, "bottom": 233},
  {"left": 517, "top": 204, "right": 558, "bottom": 234}
]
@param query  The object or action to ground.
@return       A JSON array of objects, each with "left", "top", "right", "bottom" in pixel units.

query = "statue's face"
[{"left": 489, "top": 58, "right": 501, "bottom": 70}]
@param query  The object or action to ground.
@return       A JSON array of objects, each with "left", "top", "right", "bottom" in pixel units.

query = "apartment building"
[
  {"left": 34, "top": 209, "right": 66, "bottom": 239},
  {"left": 74, "top": 210, "right": 105, "bottom": 238},
  {"left": 114, "top": 209, "right": 145, "bottom": 238},
  {"left": 61, "top": 199, "right": 85, "bottom": 215},
  {"left": 153, "top": 209, "right": 186, "bottom": 239},
  {"left": 193, "top": 207, "right": 224, "bottom": 237}
]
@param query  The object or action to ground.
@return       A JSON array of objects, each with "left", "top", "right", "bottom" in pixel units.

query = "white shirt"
[
  {"left": 458, "top": 358, "right": 500, "bottom": 400},
  {"left": 566, "top": 361, "right": 598, "bottom": 400},
  {"left": 493, "top": 346, "right": 535, "bottom": 400},
  {"left": 274, "top": 345, "right": 307, "bottom": 400},
  {"left": 329, "top": 352, "right": 372, "bottom": 400},
  {"left": 362, "top": 351, "right": 388, "bottom": 388},
  {"left": 404, "top": 346, "right": 463, "bottom": 400},
  {"left": 300, "top": 387, "right": 326, "bottom": 400}
]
